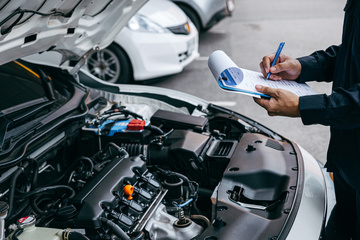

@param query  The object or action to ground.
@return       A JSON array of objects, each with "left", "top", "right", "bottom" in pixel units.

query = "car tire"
[
  {"left": 176, "top": 4, "right": 202, "bottom": 32},
  {"left": 86, "top": 43, "right": 133, "bottom": 84}
]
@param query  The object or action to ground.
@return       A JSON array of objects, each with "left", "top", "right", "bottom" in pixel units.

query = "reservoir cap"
[{"left": 17, "top": 215, "right": 36, "bottom": 229}]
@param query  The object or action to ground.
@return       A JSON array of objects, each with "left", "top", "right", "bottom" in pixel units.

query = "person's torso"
[
  {"left": 327, "top": 0, "right": 360, "bottom": 188},
  {"left": 333, "top": 0, "right": 360, "bottom": 89}
]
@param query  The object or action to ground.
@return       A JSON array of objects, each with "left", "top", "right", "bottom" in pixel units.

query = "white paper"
[{"left": 208, "top": 50, "right": 317, "bottom": 98}]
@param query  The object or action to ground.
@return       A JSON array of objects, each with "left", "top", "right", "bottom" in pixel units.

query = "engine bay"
[{"left": 1, "top": 94, "right": 300, "bottom": 240}]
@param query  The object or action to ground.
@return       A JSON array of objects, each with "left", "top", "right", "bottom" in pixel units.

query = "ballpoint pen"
[{"left": 266, "top": 42, "right": 285, "bottom": 80}]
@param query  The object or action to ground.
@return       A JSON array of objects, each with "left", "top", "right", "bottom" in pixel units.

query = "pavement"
[{"left": 146, "top": 0, "right": 346, "bottom": 164}]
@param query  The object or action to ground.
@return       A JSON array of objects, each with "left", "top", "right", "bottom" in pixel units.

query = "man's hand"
[
  {"left": 260, "top": 53, "right": 302, "bottom": 81},
  {"left": 254, "top": 85, "right": 300, "bottom": 117}
]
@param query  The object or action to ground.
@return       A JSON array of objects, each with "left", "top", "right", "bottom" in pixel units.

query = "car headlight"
[
  {"left": 127, "top": 14, "right": 169, "bottom": 33},
  {"left": 167, "top": 21, "right": 191, "bottom": 35}
]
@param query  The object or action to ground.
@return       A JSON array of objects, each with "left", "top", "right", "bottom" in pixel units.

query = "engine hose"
[
  {"left": 62, "top": 229, "right": 90, "bottom": 240},
  {"left": 45, "top": 159, "right": 79, "bottom": 187},
  {"left": 120, "top": 143, "right": 144, "bottom": 156},
  {"left": 100, "top": 217, "right": 130, "bottom": 240},
  {"left": 15, "top": 185, "right": 75, "bottom": 200},
  {"left": 144, "top": 125, "right": 164, "bottom": 135},
  {"left": 29, "top": 159, "right": 40, "bottom": 214},
  {"left": 30, "top": 160, "right": 38, "bottom": 190},
  {"left": 103, "top": 142, "right": 129, "bottom": 159},
  {"left": 46, "top": 155, "right": 95, "bottom": 187},
  {"left": 30, "top": 195, "right": 45, "bottom": 215},
  {"left": 6, "top": 199, "right": 29, "bottom": 223},
  {"left": 77, "top": 156, "right": 94, "bottom": 172},
  {"left": 156, "top": 167, "right": 199, "bottom": 197},
  {"left": 7, "top": 161, "right": 30, "bottom": 219},
  {"left": 191, "top": 215, "right": 211, "bottom": 228},
  {"left": 103, "top": 109, "right": 143, "bottom": 120},
  {"left": 118, "top": 147, "right": 129, "bottom": 159}
]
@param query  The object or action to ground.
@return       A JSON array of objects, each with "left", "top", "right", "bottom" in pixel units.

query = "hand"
[
  {"left": 253, "top": 85, "right": 300, "bottom": 117},
  {"left": 260, "top": 53, "right": 302, "bottom": 81}
]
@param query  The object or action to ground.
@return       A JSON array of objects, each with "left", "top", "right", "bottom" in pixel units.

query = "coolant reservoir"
[{"left": 16, "top": 216, "right": 63, "bottom": 240}]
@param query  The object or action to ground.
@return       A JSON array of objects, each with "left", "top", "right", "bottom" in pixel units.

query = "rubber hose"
[
  {"left": 191, "top": 214, "right": 211, "bottom": 227},
  {"left": 31, "top": 160, "right": 38, "bottom": 190},
  {"left": 7, "top": 161, "right": 29, "bottom": 219},
  {"left": 16, "top": 185, "right": 75, "bottom": 200},
  {"left": 6, "top": 199, "right": 29, "bottom": 223},
  {"left": 62, "top": 230, "right": 90, "bottom": 240},
  {"left": 100, "top": 218, "right": 130, "bottom": 240},
  {"left": 77, "top": 156, "right": 94, "bottom": 172},
  {"left": 145, "top": 125, "right": 164, "bottom": 135}
]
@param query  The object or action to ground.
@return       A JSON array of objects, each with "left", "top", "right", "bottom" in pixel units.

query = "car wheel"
[
  {"left": 86, "top": 43, "right": 133, "bottom": 84},
  {"left": 176, "top": 4, "right": 202, "bottom": 32}
]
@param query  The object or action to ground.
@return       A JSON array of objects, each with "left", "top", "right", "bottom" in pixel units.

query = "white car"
[
  {"left": 171, "top": 0, "right": 235, "bottom": 31},
  {"left": 23, "top": 0, "right": 199, "bottom": 84},
  {"left": 86, "top": 0, "right": 199, "bottom": 84}
]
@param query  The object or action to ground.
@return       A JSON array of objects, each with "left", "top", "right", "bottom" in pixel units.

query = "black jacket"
[{"left": 297, "top": 0, "right": 360, "bottom": 189}]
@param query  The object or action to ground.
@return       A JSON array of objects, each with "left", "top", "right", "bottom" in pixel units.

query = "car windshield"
[{"left": 0, "top": 61, "right": 47, "bottom": 114}]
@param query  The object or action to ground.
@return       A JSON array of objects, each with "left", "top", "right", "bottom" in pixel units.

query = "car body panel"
[
  {"left": 117, "top": 22, "right": 199, "bottom": 80},
  {"left": 286, "top": 146, "right": 336, "bottom": 239},
  {"left": 0, "top": 0, "right": 148, "bottom": 66},
  {"left": 140, "top": 0, "right": 188, "bottom": 28},
  {"left": 171, "top": 0, "right": 234, "bottom": 29}
]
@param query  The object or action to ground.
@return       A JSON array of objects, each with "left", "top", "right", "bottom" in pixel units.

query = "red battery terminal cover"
[{"left": 126, "top": 119, "right": 146, "bottom": 131}]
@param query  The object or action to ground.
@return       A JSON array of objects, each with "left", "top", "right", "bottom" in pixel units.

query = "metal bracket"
[{"left": 69, "top": 45, "right": 100, "bottom": 76}]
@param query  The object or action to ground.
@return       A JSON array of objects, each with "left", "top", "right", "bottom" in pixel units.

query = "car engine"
[{"left": 0, "top": 93, "right": 300, "bottom": 240}]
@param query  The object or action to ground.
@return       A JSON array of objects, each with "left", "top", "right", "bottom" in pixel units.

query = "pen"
[{"left": 266, "top": 42, "right": 285, "bottom": 80}]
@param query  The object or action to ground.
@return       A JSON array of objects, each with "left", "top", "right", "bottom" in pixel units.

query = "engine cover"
[
  {"left": 70, "top": 155, "right": 161, "bottom": 231},
  {"left": 198, "top": 133, "right": 299, "bottom": 239}
]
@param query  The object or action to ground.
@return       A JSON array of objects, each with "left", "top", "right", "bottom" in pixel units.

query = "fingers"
[
  {"left": 253, "top": 96, "right": 269, "bottom": 109},
  {"left": 260, "top": 54, "right": 275, "bottom": 76},
  {"left": 267, "top": 54, "right": 287, "bottom": 78},
  {"left": 260, "top": 54, "right": 302, "bottom": 81},
  {"left": 267, "top": 64, "right": 284, "bottom": 81},
  {"left": 253, "top": 96, "right": 276, "bottom": 116},
  {"left": 259, "top": 61, "right": 266, "bottom": 77},
  {"left": 254, "top": 85, "right": 301, "bottom": 117},
  {"left": 255, "top": 85, "right": 277, "bottom": 98},
  {"left": 268, "top": 71, "right": 283, "bottom": 81},
  {"left": 260, "top": 54, "right": 285, "bottom": 80}
]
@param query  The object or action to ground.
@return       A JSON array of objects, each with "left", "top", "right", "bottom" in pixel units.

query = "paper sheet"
[{"left": 208, "top": 50, "right": 317, "bottom": 98}]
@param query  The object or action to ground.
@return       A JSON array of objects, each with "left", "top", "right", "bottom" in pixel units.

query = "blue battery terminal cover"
[{"left": 91, "top": 119, "right": 148, "bottom": 136}]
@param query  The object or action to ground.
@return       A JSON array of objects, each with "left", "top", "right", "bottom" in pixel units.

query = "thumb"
[{"left": 255, "top": 85, "right": 277, "bottom": 97}]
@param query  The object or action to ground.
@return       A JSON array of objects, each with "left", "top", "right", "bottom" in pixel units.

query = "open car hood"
[{"left": 0, "top": 0, "right": 147, "bottom": 66}]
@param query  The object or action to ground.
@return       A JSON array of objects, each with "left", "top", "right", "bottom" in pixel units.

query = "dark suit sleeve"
[
  {"left": 296, "top": 44, "right": 360, "bottom": 129},
  {"left": 296, "top": 45, "right": 340, "bottom": 83},
  {"left": 299, "top": 86, "right": 360, "bottom": 129}
]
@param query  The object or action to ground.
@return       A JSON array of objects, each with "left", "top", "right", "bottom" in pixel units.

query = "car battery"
[{"left": 82, "top": 119, "right": 151, "bottom": 143}]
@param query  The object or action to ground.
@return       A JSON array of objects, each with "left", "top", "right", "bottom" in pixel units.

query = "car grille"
[{"left": 178, "top": 37, "right": 196, "bottom": 63}]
